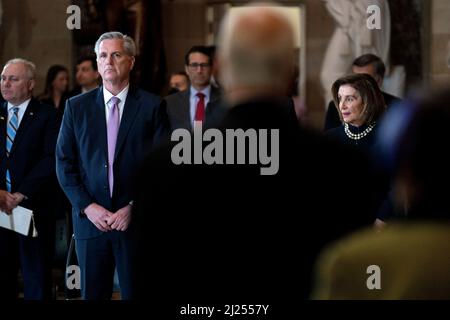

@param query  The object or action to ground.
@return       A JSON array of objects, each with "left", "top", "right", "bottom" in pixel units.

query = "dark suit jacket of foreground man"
[{"left": 133, "top": 98, "right": 377, "bottom": 306}]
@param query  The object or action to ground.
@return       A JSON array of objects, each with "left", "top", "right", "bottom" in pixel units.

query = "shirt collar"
[
  {"left": 190, "top": 85, "right": 211, "bottom": 99},
  {"left": 8, "top": 98, "right": 31, "bottom": 112},
  {"left": 103, "top": 84, "right": 129, "bottom": 106}
]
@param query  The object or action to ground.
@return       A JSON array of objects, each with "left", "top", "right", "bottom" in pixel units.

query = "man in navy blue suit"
[
  {"left": 0, "top": 58, "right": 59, "bottom": 299},
  {"left": 56, "top": 32, "right": 167, "bottom": 300}
]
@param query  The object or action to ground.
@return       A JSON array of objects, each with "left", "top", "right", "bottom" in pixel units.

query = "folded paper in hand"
[{"left": 0, "top": 206, "right": 38, "bottom": 237}]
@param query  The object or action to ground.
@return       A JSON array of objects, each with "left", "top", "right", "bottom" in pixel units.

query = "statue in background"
[{"left": 320, "top": 0, "right": 391, "bottom": 106}]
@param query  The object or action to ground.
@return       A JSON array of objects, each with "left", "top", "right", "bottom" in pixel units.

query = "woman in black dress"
[{"left": 326, "top": 73, "right": 390, "bottom": 227}]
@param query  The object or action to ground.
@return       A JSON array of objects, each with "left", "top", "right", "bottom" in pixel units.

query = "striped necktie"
[{"left": 6, "top": 107, "right": 19, "bottom": 192}]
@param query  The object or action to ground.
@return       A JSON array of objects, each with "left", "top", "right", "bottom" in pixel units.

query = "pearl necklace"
[{"left": 344, "top": 122, "right": 376, "bottom": 140}]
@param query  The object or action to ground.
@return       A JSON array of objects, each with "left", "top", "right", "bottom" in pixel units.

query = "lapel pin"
[
  {"left": 30, "top": 112, "right": 34, "bottom": 116},
  {"left": 0, "top": 117, "right": 4, "bottom": 120}
]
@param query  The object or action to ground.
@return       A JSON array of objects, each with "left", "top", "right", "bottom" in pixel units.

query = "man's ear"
[
  {"left": 28, "top": 79, "right": 35, "bottom": 92},
  {"left": 130, "top": 56, "right": 136, "bottom": 70}
]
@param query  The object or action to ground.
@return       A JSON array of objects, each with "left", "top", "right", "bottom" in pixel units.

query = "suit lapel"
[
  {"left": 206, "top": 86, "right": 221, "bottom": 114},
  {"left": 114, "top": 87, "right": 140, "bottom": 160},
  {"left": 205, "top": 86, "right": 223, "bottom": 126},
  {"left": 179, "top": 90, "right": 191, "bottom": 130},
  {"left": 9, "top": 99, "right": 37, "bottom": 156},
  {"left": 209, "top": 86, "right": 221, "bottom": 105},
  {"left": 94, "top": 87, "right": 108, "bottom": 159},
  {"left": 0, "top": 102, "right": 7, "bottom": 156}
]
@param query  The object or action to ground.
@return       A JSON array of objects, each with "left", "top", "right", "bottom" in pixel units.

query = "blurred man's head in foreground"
[{"left": 217, "top": 3, "right": 296, "bottom": 104}]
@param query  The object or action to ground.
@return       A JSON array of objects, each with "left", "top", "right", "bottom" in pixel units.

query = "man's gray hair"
[
  {"left": 3, "top": 58, "right": 36, "bottom": 79},
  {"left": 94, "top": 31, "right": 136, "bottom": 57},
  {"left": 217, "top": 3, "right": 295, "bottom": 90}
]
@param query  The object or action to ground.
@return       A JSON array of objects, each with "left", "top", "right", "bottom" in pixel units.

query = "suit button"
[{"left": 104, "top": 164, "right": 108, "bottom": 168}]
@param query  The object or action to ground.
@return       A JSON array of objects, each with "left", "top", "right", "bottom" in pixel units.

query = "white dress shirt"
[{"left": 7, "top": 98, "right": 31, "bottom": 128}]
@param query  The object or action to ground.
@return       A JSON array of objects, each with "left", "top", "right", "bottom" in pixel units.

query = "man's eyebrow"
[{"left": 100, "top": 50, "right": 123, "bottom": 55}]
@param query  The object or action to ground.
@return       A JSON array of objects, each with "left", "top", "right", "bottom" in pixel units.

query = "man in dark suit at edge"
[{"left": 0, "top": 58, "right": 59, "bottom": 299}]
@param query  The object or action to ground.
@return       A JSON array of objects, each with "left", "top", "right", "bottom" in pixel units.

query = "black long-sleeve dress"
[{"left": 326, "top": 122, "right": 393, "bottom": 220}]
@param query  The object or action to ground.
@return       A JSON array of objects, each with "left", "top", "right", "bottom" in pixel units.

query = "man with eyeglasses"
[{"left": 164, "top": 45, "right": 225, "bottom": 131}]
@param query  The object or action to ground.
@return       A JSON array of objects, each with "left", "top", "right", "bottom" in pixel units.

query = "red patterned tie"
[{"left": 195, "top": 92, "right": 205, "bottom": 122}]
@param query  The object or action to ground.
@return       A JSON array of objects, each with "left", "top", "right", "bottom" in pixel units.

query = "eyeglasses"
[{"left": 188, "top": 63, "right": 211, "bottom": 69}]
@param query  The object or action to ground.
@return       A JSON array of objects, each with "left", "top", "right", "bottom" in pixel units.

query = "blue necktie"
[{"left": 6, "top": 107, "right": 19, "bottom": 192}]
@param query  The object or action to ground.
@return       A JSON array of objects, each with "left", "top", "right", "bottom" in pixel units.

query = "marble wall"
[
  {"left": 302, "top": 0, "right": 335, "bottom": 128},
  {"left": 162, "top": 0, "right": 207, "bottom": 77},
  {"left": 0, "top": 0, "right": 73, "bottom": 95},
  {"left": 430, "top": 0, "right": 450, "bottom": 87}
]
